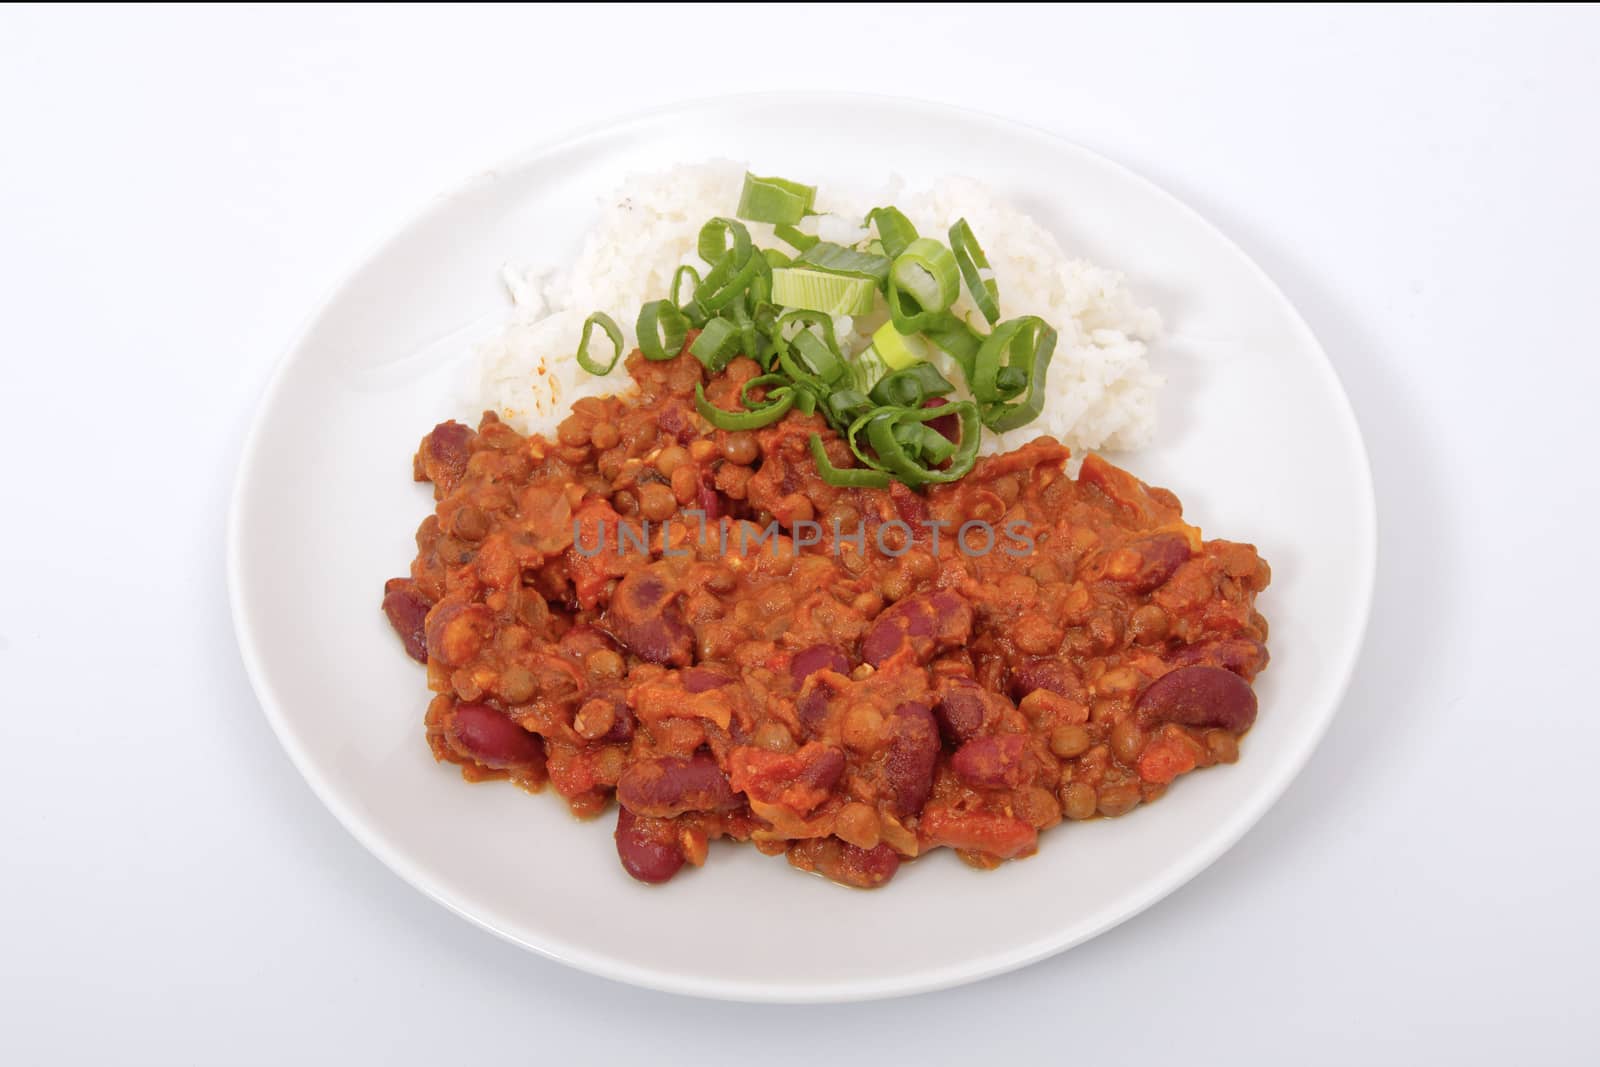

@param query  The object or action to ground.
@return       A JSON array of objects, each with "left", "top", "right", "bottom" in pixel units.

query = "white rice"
[{"left": 472, "top": 161, "right": 1163, "bottom": 458}]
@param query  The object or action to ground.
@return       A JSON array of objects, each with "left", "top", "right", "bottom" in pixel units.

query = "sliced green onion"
[
  {"left": 694, "top": 249, "right": 763, "bottom": 311},
  {"left": 575, "top": 311, "right": 624, "bottom": 376},
  {"left": 788, "top": 385, "right": 819, "bottom": 416},
  {"left": 871, "top": 320, "right": 933, "bottom": 371},
  {"left": 772, "top": 310, "right": 847, "bottom": 385},
  {"left": 774, "top": 223, "right": 819, "bottom": 252},
  {"left": 846, "top": 410, "right": 898, "bottom": 474},
  {"left": 822, "top": 388, "right": 874, "bottom": 431},
  {"left": 949, "top": 219, "right": 1000, "bottom": 326},
  {"left": 746, "top": 252, "right": 774, "bottom": 307},
  {"left": 994, "top": 365, "right": 1028, "bottom": 399},
  {"left": 748, "top": 301, "right": 779, "bottom": 369},
  {"left": 697, "top": 217, "right": 753, "bottom": 267},
  {"left": 849, "top": 345, "right": 891, "bottom": 395},
  {"left": 690, "top": 317, "right": 742, "bottom": 372},
  {"left": 670, "top": 265, "right": 701, "bottom": 306},
  {"left": 763, "top": 248, "right": 792, "bottom": 268},
  {"left": 809, "top": 432, "right": 890, "bottom": 488},
  {"left": 737, "top": 173, "right": 817, "bottom": 225},
  {"left": 870, "top": 362, "right": 954, "bottom": 409},
  {"left": 972, "top": 316, "right": 1058, "bottom": 431},
  {"left": 694, "top": 380, "right": 791, "bottom": 431},
  {"left": 790, "top": 329, "right": 846, "bottom": 383},
  {"left": 866, "top": 206, "right": 918, "bottom": 260},
  {"left": 772, "top": 267, "right": 877, "bottom": 316},
  {"left": 795, "top": 242, "right": 891, "bottom": 286},
  {"left": 921, "top": 312, "right": 984, "bottom": 379},
  {"left": 886, "top": 238, "right": 959, "bottom": 332},
  {"left": 680, "top": 298, "right": 711, "bottom": 328},
  {"left": 636, "top": 300, "right": 689, "bottom": 362},
  {"left": 863, "top": 401, "right": 981, "bottom": 486},
  {"left": 739, "top": 373, "right": 790, "bottom": 409},
  {"left": 903, "top": 422, "right": 957, "bottom": 466}
]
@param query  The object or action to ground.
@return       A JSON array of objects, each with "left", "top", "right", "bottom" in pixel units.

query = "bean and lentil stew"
[{"left": 382, "top": 345, "right": 1270, "bottom": 888}]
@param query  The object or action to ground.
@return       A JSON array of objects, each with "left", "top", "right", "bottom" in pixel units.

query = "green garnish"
[
  {"left": 949, "top": 219, "right": 1000, "bottom": 326},
  {"left": 886, "top": 237, "right": 960, "bottom": 333},
  {"left": 575, "top": 173, "right": 1063, "bottom": 489},
  {"left": 772, "top": 267, "right": 877, "bottom": 316},
  {"left": 637, "top": 300, "right": 689, "bottom": 362},
  {"left": 795, "top": 241, "right": 892, "bottom": 286},
  {"left": 737, "top": 173, "right": 817, "bottom": 225},
  {"left": 866, "top": 206, "right": 918, "bottom": 260},
  {"left": 689, "top": 316, "right": 742, "bottom": 372},
  {"left": 972, "top": 316, "right": 1058, "bottom": 431},
  {"left": 575, "top": 311, "right": 624, "bottom": 376}
]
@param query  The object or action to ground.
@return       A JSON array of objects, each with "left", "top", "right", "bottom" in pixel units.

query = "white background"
[{"left": 3, "top": 5, "right": 1597, "bottom": 1064}]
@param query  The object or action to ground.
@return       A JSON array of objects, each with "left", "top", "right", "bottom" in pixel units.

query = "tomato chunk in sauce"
[{"left": 385, "top": 349, "right": 1271, "bottom": 888}]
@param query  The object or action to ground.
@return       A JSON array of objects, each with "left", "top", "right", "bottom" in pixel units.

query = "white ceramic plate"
[{"left": 228, "top": 94, "right": 1374, "bottom": 1002}]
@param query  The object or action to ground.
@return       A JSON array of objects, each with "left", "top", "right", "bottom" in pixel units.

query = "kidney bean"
[
  {"left": 696, "top": 474, "right": 723, "bottom": 520},
  {"left": 860, "top": 590, "right": 973, "bottom": 668},
  {"left": 797, "top": 744, "right": 846, "bottom": 793},
  {"left": 1136, "top": 665, "right": 1258, "bottom": 733},
  {"left": 933, "top": 677, "right": 991, "bottom": 746},
  {"left": 603, "top": 697, "right": 635, "bottom": 743},
  {"left": 617, "top": 754, "right": 738, "bottom": 817},
  {"left": 425, "top": 598, "right": 494, "bottom": 668},
  {"left": 446, "top": 702, "right": 544, "bottom": 768},
  {"left": 614, "top": 808, "right": 685, "bottom": 884},
  {"left": 883, "top": 702, "right": 939, "bottom": 817},
  {"left": 381, "top": 579, "right": 431, "bottom": 663},
  {"left": 1170, "top": 638, "right": 1270, "bottom": 681},
  {"left": 415, "top": 420, "right": 474, "bottom": 494},
  {"left": 835, "top": 842, "right": 901, "bottom": 888},
  {"left": 950, "top": 734, "right": 1030, "bottom": 789},
  {"left": 608, "top": 570, "right": 694, "bottom": 667},
  {"left": 1008, "top": 657, "right": 1084, "bottom": 703},
  {"left": 1108, "top": 533, "right": 1191, "bottom": 593},
  {"left": 790, "top": 644, "right": 850, "bottom": 686},
  {"left": 681, "top": 667, "right": 735, "bottom": 693},
  {"left": 922, "top": 397, "right": 960, "bottom": 443}
]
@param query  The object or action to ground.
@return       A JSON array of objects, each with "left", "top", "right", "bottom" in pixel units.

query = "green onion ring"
[
  {"left": 774, "top": 223, "right": 819, "bottom": 252},
  {"left": 669, "top": 265, "right": 701, "bottom": 306},
  {"left": 809, "top": 432, "right": 890, "bottom": 488},
  {"left": 949, "top": 218, "right": 1001, "bottom": 325},
  {"left": 697, "top": 217, "right": 753, "bottom": 267},
  {"left": 866, "top": 206, "right": 918, "bottom": 260},
  {"left": 738, "top": 373, "right": 790, "bottom": 409},
  {"left": 885, "top": 240, "right": 960, "bottom": 334},
  {"left": 795, "top": 241, "right": 891, "bottom": 286},
  {"left": 971, "top": 316, "right": 1058, "bottom": 431},
  {"left": 870, "top": 362, "right": 955, "bottom": 409},
  {"left": 694, "top": 380, "right": 792, "bottom": 431},
  {"left": 921, "top": 312, "right": 983, "bottom": 379},
  {"left": 822, "top": 388, "right": 874, "bottom": 432},
  {"left": 636, "top": 299, "right": 689, "bottom": 362},
  {"left": 689, "top": 316, "right": 742, "bottom": 372},
  {"left": 694, "top": 249, "right": 763, "bottom": 311},
  {"left": 863, "top": 401, "right": 981, "bottom": 486},
  {"left": 737, "top": 173, "right": 817, "bottom": 225},
  {"left": 575, "top": 311, "right": 624, "bottom": 376}
]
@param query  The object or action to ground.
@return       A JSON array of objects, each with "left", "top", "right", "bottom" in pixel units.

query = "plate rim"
[{"left": 226, "top": 90, "right": 1377, "bottom": 1003}]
